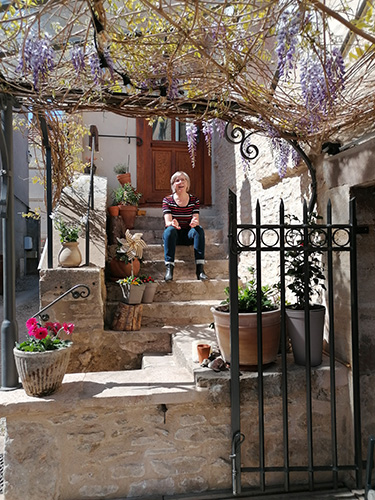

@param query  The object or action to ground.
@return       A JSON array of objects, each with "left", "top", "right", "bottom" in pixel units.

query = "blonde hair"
[{"left": 170, "top": 171, "right": 190, "bottom": 193}]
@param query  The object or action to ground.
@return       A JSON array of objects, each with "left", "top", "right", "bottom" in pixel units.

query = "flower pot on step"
[
  {"left": 117, "top": 173, "right": 131, "bottom": 186},
  {"left": 110, "top": 258, "right": 140, "bottom": 279},
  {"left": 211, "top": 306, "right": 281, "bottom": 369},
  {"left": 108, "top": 205, "right": 120, "bottom": 216},
  {"left": 119, "top": 283, "right": 146, "bottom": 304},
  {"left": 142, "top": 282, "right": 158, "bottom": 303},
  {"left": 286, "top": 305, "right": 325, "bottom": 366},
  {"left": 58, "top": 241, "right": 82, "bottom": 268},
  {"left": 119, "top": 205, "right": 137, "bottom": 229},
  {"left": 13, "top": 345, "right": 72, "bottom": 397}
]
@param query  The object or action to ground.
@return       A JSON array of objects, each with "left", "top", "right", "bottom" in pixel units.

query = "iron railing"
[
  {"left": 32, "top": 284, "right": 91, "bottom": 321},
  {"left": 228, "top": 189, "right": 364, "bottom": 495}
]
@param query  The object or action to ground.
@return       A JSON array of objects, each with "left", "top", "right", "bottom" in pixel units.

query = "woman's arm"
[
  {"left": 164, "top": 213, "right": 181, "bottom": 229},
  {"left": 189, "top": 214, "right": 199, "bottom": 227}
]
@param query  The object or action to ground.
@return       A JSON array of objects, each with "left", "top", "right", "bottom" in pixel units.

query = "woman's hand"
[
  {"left": 189, "top": 215, "right": 199, "bottom": 228},
  {"left": 171, "top": 218, "right": 181, "bottom": 229}
]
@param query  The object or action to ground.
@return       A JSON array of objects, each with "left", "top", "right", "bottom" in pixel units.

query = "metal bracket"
[{"left": 356, "top": 225, "right": 369, "bottom": 234}]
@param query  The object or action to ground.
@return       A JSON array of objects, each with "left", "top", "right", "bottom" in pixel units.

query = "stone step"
[
  {"left": 106, "top": 299, "right": 219, "bottom": 328},
  {"left": 94, "top": 326, "right": 175, "bottom": 370},
  {"left": 106, "top": 278, "right": 229, "bottom": 303},
  {"left": 135, "top": 228, "right": 224, "bottom": 245},
  {"left": 140, "top": 259, "right": 228, "bottom": 280},
  {"left": 107, "top": 242, "right": 227, "bottom": 261},
  {"left": 142, "top": 243, "right": 228, "bottom": 261},
  {"left": 141, "top": 299, "right": 218, "bottom": 327}
]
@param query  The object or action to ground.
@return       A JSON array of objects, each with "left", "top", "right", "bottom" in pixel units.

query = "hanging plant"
[
  {"left": 186, "top": 122, "right": 198, "bottom": 168},
  {"left": 202, "top": 120, "right": 213, "bottom": 156}
]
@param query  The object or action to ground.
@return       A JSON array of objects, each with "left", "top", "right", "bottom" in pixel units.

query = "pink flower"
[
  {"left": 33, "top": 327, "right": 49, "bottom": 340},
  {"left": 26, "top": 317, "right": 37, "bottom": 330},
  {"left": 62, "top": 323, "right": 74, "bottom": 335},
  {"left": 44, "top": 322, "right": 58, "bottom": 334}
]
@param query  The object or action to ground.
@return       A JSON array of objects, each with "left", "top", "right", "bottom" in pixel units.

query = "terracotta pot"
[
  {"left": 119, "top": 283, "right": 146, "bottom": 304},
  {"left": 58, "top": 242, "right": 82, "bottom": 268},
  {"left": 117, "top": 173, "right": 131, "bottom": 186},
  {"left": 110, "top": 258, "right": 140, "bottom": 278},
  {"left": 13, "top": 346, "right": 71, "bottom": 397},
  {"left": 211, "top": 307, "right": 281, "bottom": 369},
  {"left": 142, "top": 282, "right": 158, "bottom": 303},
  {"left": 119, "top": 205, "right": 137, "bottom": 229},
  {"left": 197, "top": 343, "right": 211, "bottom": 363},
  {"left": 108, "top": 205, "right": 120, "bottom": 216},
  {"left": 286, "top": 305, "right": 325, "bottom": 366}
]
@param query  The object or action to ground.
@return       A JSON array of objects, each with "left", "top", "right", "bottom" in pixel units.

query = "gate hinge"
[{"left": 356, "top": 225, "right": 369, "bottom": 234}]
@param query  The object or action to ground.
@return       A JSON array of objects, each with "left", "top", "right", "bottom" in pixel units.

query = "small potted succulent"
[
  {"left": 211, "top": 267, "right": 280, "bottom": 368},
  {"left": 114, "top": 163, "right": 131, "bottom": 186}
]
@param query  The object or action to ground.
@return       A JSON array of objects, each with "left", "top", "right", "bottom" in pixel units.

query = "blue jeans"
[{"left": 163, "top": 225, "right": 205, "bottom": 265}]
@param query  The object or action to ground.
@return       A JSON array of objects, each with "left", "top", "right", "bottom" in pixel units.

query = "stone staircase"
[{"left": 104, "top": 211, "right": 228, "bottom": 376}]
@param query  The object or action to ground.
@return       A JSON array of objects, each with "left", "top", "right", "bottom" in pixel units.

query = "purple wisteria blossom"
[
  {"left": 275, "top": 139, "right": 290, "bottom": 178},
  {"left": 168, "top": 78, "right": 179, "bottom": 99},
  {"left": 17, "top": 34, "right": 55, "bottom": 90},
  {"left": 103, "top": 48, "right": 115, "bottom": 80},
  {"left": 300, "top": 48, "right": 345, "bottom": 132},
  {"left": 325, "top": 47, "right": 345, "bottom": 100},
  {"left": 276, "top": 8, "right": 301, "bottom": 80},
  {"left": 202, "top": 120, "right": 213, "bottom": 156},
  {"left": 186, "top": 122, "right": 198, "bottom": 168},
  {"left": 71, "top": 45, "right": 85, "bottom": 75},
  {"left": 213, "top": 118, "right": 226, "bottom": 138},
  {"left": 89, "top": 51, "right": 102, "bottom": 85}
]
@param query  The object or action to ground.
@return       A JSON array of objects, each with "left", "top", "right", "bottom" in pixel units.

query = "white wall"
[{"left": 82, "top": 111, "right": 138, "bottom": 205}]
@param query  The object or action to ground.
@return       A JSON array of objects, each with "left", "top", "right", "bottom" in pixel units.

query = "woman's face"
[{"left": 173, "top": 175, "right": 188, "bottom": 193}]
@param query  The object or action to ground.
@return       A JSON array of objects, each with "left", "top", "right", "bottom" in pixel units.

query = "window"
[{"left": 152, "top": 118, "right": 186, "bottom": 142}]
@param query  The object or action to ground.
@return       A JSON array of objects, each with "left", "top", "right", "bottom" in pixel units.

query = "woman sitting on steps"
[{"left": 162, "top": 171, "right": 208, "bottom": 282}]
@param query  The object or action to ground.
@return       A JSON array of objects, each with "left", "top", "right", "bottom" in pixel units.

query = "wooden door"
[{"left": 136, "top": 118, "right": 211, "bottom": 206}]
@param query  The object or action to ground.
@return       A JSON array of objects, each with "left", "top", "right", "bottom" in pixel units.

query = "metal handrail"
[{"left": 32, "top": 284, "right": 90, "bottom": 321}]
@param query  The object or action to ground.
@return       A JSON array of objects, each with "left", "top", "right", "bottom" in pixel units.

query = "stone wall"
[
  {"left": 318, "top": 137, "right": 375, "bottom": 456},
  {"left": 1, "top": 361, "right": 353, "bottom": 500}
]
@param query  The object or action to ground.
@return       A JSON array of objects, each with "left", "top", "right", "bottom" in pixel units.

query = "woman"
[{"left": 162, "top": 171, "right": 208, "bottom": 282}]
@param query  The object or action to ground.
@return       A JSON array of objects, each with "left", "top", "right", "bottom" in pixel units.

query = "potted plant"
[
  {"left": 140, "top": 274, "right": 158, "bottom": 303},
  {"left": 14, "top": 317, "right": 74, "bottom": 397},
  {"left": 114, "top": 163, "right": 131, "bottom": 186},
  {"left": 112, "top": 183, "right": 142, "bottom": 228},
  {"left": 108, "top": 202, "right": 120, "bottom": 217},
  {"left": 285, "top": 214, "right": 326, "bottom": 366},
  {"left": 84, "top": 156, "right": 97, "bottom": 174},
  {"left": 109, "top": 231, "right": 147, "bottom": 279},
  {"left": 51, "top": 213, "right": 84, "bottom": 267},
  {"left": 117, "top": 276, "right": 146, "bottom": 304},
  {"left": 211, "top": 267, "right": 280, "bottom": 368}
]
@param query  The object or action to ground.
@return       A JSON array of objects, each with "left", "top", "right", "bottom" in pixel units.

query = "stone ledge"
[{"left": 0, "top": 365, "right": 202, "bottom": 416}]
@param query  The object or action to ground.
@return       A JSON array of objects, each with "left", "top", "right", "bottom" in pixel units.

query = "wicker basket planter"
[{"left": 13, "top": 346, "right": 72, "bottom": 397}]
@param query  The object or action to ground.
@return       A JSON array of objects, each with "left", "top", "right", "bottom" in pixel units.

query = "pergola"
[{"left": 0, "top": 0, "right": 374, "bottom": 388}]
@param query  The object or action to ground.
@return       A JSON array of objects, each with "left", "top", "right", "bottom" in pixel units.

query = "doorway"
[{"left": 136, "top": 118, "right": 211, "bottom": 206}]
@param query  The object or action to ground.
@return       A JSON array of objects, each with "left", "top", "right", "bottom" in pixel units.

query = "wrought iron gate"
[{"left": 228, "top": 190, "right": 363, "bottom": 495}]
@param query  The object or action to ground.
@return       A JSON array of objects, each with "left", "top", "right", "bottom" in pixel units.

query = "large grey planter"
[
  {"left": 286, "top": 305, "right": 325, "bottom": 366},
  {"left": 13, "top": 346, "right": 71, "bottom": 397}
]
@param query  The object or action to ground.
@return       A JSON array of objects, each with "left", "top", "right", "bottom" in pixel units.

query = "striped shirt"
[{"left": 162, "top": 194, "right": 200, "bottom": 229}]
